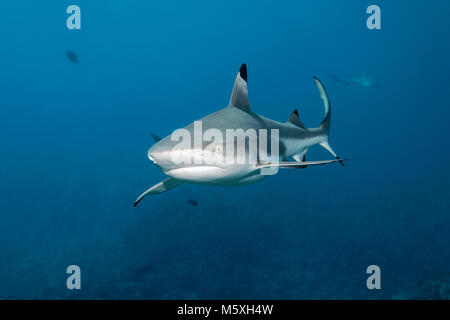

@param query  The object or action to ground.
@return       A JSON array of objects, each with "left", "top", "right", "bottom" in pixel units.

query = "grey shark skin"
[
  {"left": 329, "top": 72, "right": 378, "bottom": 88},
  {"left": 134, "top": 64, "right": 346, "bottom": 207}
]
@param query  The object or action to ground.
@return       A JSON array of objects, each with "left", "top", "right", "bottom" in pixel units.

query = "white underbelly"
[{"left": 166, "top": 165, "right": 257, "bottom": 185}]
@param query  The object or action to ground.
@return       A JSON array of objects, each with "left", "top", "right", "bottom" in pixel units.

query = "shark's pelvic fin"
[
  {"left": 287, "top": 109, "right": 306, "bottom": 129},
  {"left": 292, "top": 149, "right": 308, "bottom": 167},
  {"left": 292, "top": 151, "right": 307, "bottom": 169},
  {"left": 258, "top": 158, "right": 347, "bottom": 169},
  {"left": 134, "top": 177, "right": 182, "bottom": 207},
  {"left": 150, "top": 133, "right": 162, "bottom": 143},
  {"left": 229, "top": 63, "right": 251, "bottom": 112}
]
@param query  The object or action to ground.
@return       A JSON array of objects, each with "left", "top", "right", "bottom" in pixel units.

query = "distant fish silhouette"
[
  {"left": 187, "top": 198, "right": 198, "bottom": 206},
  {"left": 66, "top": 50, "right": 79, "bottom": 64},
  {"left": 329, "top": 72, "right": 378, "bottom": 88}
]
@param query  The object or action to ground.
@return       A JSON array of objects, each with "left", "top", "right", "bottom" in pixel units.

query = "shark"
[
  {"left": 134, "top": 64, "right": 346, "bottom": 207},
  {"left": 329, "top": 72, "right": 378, "bottom": 88}
]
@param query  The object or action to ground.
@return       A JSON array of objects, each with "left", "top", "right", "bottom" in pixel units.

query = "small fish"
[
  {"left": 187, "top": 198, "right": 198, "bottom": 206},
  {"left": 66, "top": 50, "right": 79, "bottom": 64}
]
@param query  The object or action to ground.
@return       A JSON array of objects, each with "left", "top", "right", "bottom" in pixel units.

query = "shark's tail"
[
  {"left": 313, "top": 77, "right": 345, "bottom": 166},
  {"left": 328, "top": 73, "right": 342, "bottom": 82},
  {"left": 328, "top": 73, "right": 347, "bottom": 87}
]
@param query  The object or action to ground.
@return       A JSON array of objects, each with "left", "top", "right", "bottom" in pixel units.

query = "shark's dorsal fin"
[
  {"left": 229, "top": 64, "right": 251, "bottom": 112},
  {"left": 287, "top": 109, "right": 306, "bottom": 129}
]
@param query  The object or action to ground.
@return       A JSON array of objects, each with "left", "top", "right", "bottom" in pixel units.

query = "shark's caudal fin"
[
  {"left": 134, "top": 177, "right": 182, "bottom": 207},
  {"left": 229, "top": 64, "right": 251, "bottom": 112},
  {"left": 328, "top": 73, "right": 347, "bottom": 87},
  {"left": 328, "top": 73, "right": 342, "bottom": 83},
  {"left": 313, "top": 77, "right": 345, "bottom": 166},
  {"left": 314, "top": 77, "right": 331, "bottom": 132}
]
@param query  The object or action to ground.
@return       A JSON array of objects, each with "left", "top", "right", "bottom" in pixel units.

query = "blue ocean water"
[{"left": 0, "top": 0, "right": 450, "bottom": 299}]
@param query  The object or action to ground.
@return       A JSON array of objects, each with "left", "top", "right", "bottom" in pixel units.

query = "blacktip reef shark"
[
  {"left": 329, "top": 72, "right": 378, "bottom": 88},
  {"left": 134, "top": 64, "right": 346, "bottom": 207}
]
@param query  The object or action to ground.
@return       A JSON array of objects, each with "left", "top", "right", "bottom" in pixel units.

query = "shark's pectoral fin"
[
  {"left": 134, "top": 177, "right": 182, "bottom": 207},
  {"left": 258, "top": 158, "right": 348, "bottom": 169},
  {"left": 150, "top": 133, "right": 162, "bottom": 143},
  {"left": 229, "top": 64, "right": 251, "bottom": 112}
]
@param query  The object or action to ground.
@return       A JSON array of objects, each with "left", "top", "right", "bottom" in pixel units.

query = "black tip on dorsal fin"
[
  {"left": 287, "top": 109, "right": 306, "bottom": 129},
  {"left": 239, "top": 63, "right": 247, "bottom": 82},
  {"left": 229, "top": 63, "right": 250, "bottom": 112}
]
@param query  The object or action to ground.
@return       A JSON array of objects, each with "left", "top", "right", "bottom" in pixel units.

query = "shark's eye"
[{"left": 215, "top": 145, "right": 222, "bottom": 153}]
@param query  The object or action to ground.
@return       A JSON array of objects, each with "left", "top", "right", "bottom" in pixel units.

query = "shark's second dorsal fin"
[
  {"left": 287, "top": 109, "right": 306, "bottom": 129},
  {"left": 229, "top": 64, "right": 251, "bottom": 112}
]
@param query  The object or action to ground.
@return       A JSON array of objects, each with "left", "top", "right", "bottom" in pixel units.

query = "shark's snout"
[
  {"left": 147, "top": 145, "right": 164, "bottom": 167},
  {"left": 147, "top": 143, "right": 179, "bottom": 172},
  {"left": 147, "top": 150, "right": 156, "bottom": 164}
]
